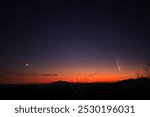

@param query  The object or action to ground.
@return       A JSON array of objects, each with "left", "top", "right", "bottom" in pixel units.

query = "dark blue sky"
[{"left": 0, "top": 0, "right": 150, "bottom": 83}]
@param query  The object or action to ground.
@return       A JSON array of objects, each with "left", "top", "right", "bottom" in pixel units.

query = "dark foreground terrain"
[{"left": 0, "top": 77, "right": 150, "bottom": 100}]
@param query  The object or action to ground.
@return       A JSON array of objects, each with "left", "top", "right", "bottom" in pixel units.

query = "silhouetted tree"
[
  {"left": 137, "top": 59, "right": 150, "bottom": 78},
  {"left": 143, "top": 59, "right": 150, "bottom": 78},
  {"left": 71, "top": 74, "right": 89, "bottom": 99}
]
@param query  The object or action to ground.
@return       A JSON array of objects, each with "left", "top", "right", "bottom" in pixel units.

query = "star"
[{"left": 26, "top": 64, "right": 29, "bottom": 67}]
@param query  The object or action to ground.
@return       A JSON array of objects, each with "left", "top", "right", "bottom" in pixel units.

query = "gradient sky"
[{"left": 0, "top": 0, "right": 150, "bottom": 84}]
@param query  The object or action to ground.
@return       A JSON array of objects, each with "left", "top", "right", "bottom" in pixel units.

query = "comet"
[{"left": 115, "top": 57, "right": 121, "bottom": 72}]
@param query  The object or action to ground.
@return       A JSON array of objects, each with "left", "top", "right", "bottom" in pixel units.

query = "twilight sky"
[{"left": 0, "top": 0, "right": 150, "bottom": 84}]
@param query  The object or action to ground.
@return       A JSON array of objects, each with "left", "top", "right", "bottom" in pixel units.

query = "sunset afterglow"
[{"left": 0, "top": 0, "right": 149, "bottom": 84}]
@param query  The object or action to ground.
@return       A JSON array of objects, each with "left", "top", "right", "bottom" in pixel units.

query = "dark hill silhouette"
[
  {"left": 0, "top": 77, "right": 150, "bottom": 99},
  {"left": 116, "top": 77, "right": 150, "bottom": 86}
]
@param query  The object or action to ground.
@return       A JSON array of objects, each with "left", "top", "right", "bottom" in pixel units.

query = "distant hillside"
[
  {"left": 0, "top": 77, "right": 150, "bottom": 99},
  {"left": 116, "top": 77, "right": 150, "bottom": 86}
]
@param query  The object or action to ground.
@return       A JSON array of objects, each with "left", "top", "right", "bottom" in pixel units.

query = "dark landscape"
[{"left": 0, "top": 77, "right": 150, "bottom": 100}]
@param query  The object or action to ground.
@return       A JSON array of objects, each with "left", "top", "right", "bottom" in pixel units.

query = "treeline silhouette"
[{"left": 0, "top": 77, "right": 150, "bottom": 100}]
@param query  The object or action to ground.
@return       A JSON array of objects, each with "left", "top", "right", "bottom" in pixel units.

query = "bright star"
[{"left": 26, "top": 64, "right": 29, "bottom": 67}]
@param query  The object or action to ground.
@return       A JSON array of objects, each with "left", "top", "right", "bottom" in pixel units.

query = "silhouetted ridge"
[
  {"left": 0, "top": 78, "right": 150, "bottom": 99},
  {"left": 51, "top": 81, "right": 72, "bottom": 85},
  {"left": 116, "top": 77, "right": 150, "bottom": 86}
]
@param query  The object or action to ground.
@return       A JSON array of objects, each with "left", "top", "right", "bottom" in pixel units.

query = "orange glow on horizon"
[
  {"left": 0, "top": 64, "right": 138, "bottom": 84},
  {"left": 0, "top": 71, "right": 136, "bottom": 84}
]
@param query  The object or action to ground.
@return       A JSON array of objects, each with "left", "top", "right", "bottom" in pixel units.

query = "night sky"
[{"left": 0, "top": 0, "right": 150, "bottom": 84}]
